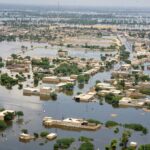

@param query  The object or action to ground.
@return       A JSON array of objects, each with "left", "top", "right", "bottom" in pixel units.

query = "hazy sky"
[{"left": 0, "top": 0, "right": 150, "bottom": 7}]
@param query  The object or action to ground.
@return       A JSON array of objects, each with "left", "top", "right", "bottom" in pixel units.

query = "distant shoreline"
[{"left": 0, "top": 3, "right": 150, "bottom": 12}]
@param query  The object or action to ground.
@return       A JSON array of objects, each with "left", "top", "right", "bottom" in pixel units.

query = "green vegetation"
[
  {"left": 0, "top": 73, "right": 18, "bottom": 89},
  {"left": 0, "top": 35, "right": 17, "bottom": 42},
  {"left": 32, "top": 58, "right": 50, "bottom": 69},
  {"left": 105, "top": 139, "right": 118, "bottom": 150},
  {"left": 0, "top": 108, "right": 5, "bottom": 112},
  {"left": 117, "top": 79, "right": 125, "bottom": 90},
  {"left": 54, "top": 63, "right": 82, "bottom": 76},
  {"left": 15, "top": 74, "right": 26, "bottom": 82},
  {"left": 120, "top": 130, "right": 131, "bottom": 149},
  {"left": 137, "top": 55, "right": 147, "bottom": 59},
  {"left": 138, "top": 144, "right": 150, "bottom": 150},
  {"left": 0, "top": 62, "right": 4, "bottom": 68},
  {"left": 50, "top": 92, "right": 57, "bottom": 100},
  {"left": 79, "top": 136, "right": 93, "bottom": 143},
  {"left": 105, "top": 61, "right": 115, "bottom": 70},
  {"left": 78, "top": 136, "right": 94, "bottom": 150},
  {"left": 114, "top": 127, "right": 119, "bottom": 134},
  {"left": 62, "top": 83, "right": 74, "bottom": 91},
  {"left": 11, "top": 54, "right": 18, "bottom": 59},
  {"left": 105, "top": 121, "right": 119, "bottom": 128},
  {"left": 86, "top": 119, "right": 101, "bottom": 125},
  {"left": 33, "top": 133, "right": 39, "bottom": 138},
  {"left": 77, "top": 74, "right": 90, "bottom": 84},
  {"left": 33, "top": 73, "right": 44, "bottom": 87},
  {"left": 82, "top": 43, "right": 117, "bottom": 51},
  {"left": 18, "top": 83, "right": 23, "bottom": 89},
  {"left": 139, "top": 75, "right": 150, "bottom": 82},
  {"left": 124, "top": 123, "right": 148, "bottom": 134},
  {"left": 119, "top": 45, "right": 130, "bottom": 61},
  {"left": 40, "top": 131, "right": 49, "bottom": 137},
  {"left": 4, "top": 112, "right": 14, "bottom": 121},
  {"left": 105, "top": 93, "right": 122, "bottom": 107},
  {"left": 140, "top": 88, "right": 150, "bottom": 95},
  {"left": 101, "top": 56, "right": 106, "bottom": 61},
  {"left": 82, "top": 44, "right": 100, "bottom": 50},
  {"left": 79, "top": 141, "right": 94, "bottom": 150},
  {"left": 16, "top": 111, "right": 24, "bottom": 119},
  {"left": 54, "top": 138, "right": 75, "bottom": 150},
  {"left": 0, "top": 120, "right": 7, "bottom": 130},
  {"left": 104, "top": 121, "right": 148, "bottom": 135}
]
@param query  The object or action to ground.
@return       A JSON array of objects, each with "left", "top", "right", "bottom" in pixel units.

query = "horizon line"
[{"left": 0, "top": 3, "right": 150, "bottom": 9}]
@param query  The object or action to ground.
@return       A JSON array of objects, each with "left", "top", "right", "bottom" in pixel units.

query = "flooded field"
[{"left": 0, "top": 41, "right": 149, "bottom": 150}]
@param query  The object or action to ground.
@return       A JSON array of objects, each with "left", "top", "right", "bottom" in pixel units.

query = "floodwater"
[{"left": 0, "top": 41, "right": 149, "bottom": 150}]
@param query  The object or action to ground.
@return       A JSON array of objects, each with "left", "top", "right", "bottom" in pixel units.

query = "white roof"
[
  {"left": 63, "top": 118, "right": 82, "bottom": 123},
  {"left": 111, "top": 90, "right": 121, "bottom": 94},
  {"left": 44, "top": 76, "right": 58, "bottom": 79},
  {"left": 43, "top": 117, "right": 53, "bottom": 121},
  {"left": 41, "top": 87, "right": 51, "bottom": 90},
  {"left": 97, "top": 83, "right": 112, "bottom": 87},
  {"left": 47, "top": 133, "right": 57, "bottom": 137},
  {"left": 130, "top": 142, "right": 137, "bottom": 147},
  {"left": 56, "top": 83, "right": 67, "bottom": 87},
  {"left": 24, "top": 87, "right": 39, "bottom": 92},
  {"left": 20, "top": 133, "right": 31, "bottom": 137}
]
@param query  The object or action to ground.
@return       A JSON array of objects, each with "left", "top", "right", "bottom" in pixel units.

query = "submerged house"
[
  {"left": 119, "top": 97, "right": 150, "bottom": 108},
  {"left": 23, "top": 87, "right": 40, "bottom": 96},
  {"left": 46, "top": 133, "right": 57, "bottom": 140},
  {"left": 43, "top": 117, "right": 101, "bottom": 131},
  {"left": 42, "top": 76, "right": 60, "bottom": 83},
  {"left": 96, "top": 82, "right": 115, "bottom": 90},
  {"left": 42, "top": 76, "right": 76, "bottom": 84},
  {"left": 40, "top": 87, "right": 55, "bottom": 96},
  {"left": 19, "top": 133, "right": 34, "bottom": 142},
  {"left": 74, "top": 92, "right": 96, "bottom": 102}
]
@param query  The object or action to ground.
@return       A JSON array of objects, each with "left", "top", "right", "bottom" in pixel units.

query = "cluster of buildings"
[{"left": 6, "top": 57, "right": 31, "bottom": 73}]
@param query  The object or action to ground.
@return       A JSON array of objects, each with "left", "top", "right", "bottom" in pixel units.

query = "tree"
[
  {"left": 111, "top": 139, "right": 118, "bottom": 150},
  {"left": 0, "top": 120, "right": 7, "bottom": 130},
  {"left": 4, "top": 112, "right": 14, "bottom": 121},
  {"left": 120, "top": 130, "right": 131, "bottom": 149},
  {"left": 16, "top": 111, "right": 24, "bottom": 119},
  {"left": 11, "top": 54, "right": 18, "bottom": 59}
]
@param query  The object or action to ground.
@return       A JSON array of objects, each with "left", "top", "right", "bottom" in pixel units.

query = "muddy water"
[{"left": 0, "top": 41, "right": 149, "bottom": 150}]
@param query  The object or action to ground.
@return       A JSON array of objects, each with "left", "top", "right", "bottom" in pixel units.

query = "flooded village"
[{"left": 0, "top": 4, "right": 149, "bottom": 150}]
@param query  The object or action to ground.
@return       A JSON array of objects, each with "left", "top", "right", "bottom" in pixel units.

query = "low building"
[
  {"left": 23, "top": 87, "right": 40, "bottom": 96},
  {"left": 74, "top": 92, "right": 96, "bottom": 102},
  {"left": 40, "top": 87, "right": 54, "bottom": 96},
  {"left": 83, "top": 67, "right": 100, "bottom": 76},
  {"left": 42, "top": 76, "right": 76, "bottom": 84},
  {"left": 43, "top": 117, "right": 101, "bottom": 131},
  {"left": 19, "top": 133, "right": 34, "bottom": 141},
  {"left": 70, "top": 74, "right": 78, "bottom": 79},
  {"left": 59, "top": 77, "right": 76, "bottom": 83},
  {"left": 42, "top": 76, "right": 60, "bottom": 83},
  {"left": 119, "top": 97, "right": 146, "bottom": 107},
  {"left": 98, "top": 89, "right": 121, "bottom": 96},
  {"left": 130, "top": 142, "right": 137, "bottom": 148},
  {"left": 96, "top": 82, "right": 115, "bottom": 90},
  {"left": 46, "top": 133, "right": 57, "bottom": 140}
]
